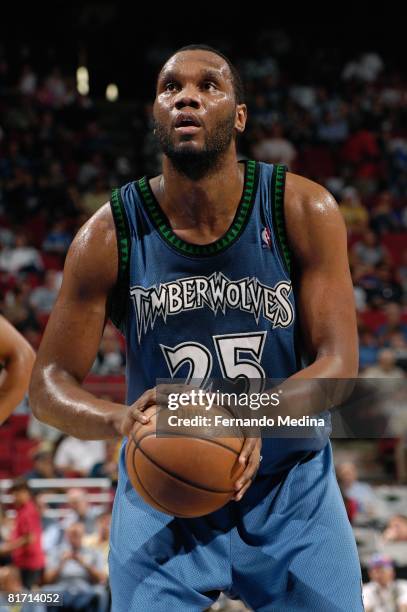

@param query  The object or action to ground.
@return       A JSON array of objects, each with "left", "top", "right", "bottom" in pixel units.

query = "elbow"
[
  {"left": 21, "top": 343, "right": 36, "bottom": 376},
  {"left": 28, "top": 363, "right": 46, "bottom": 421},
  {"left": 316, "top": 350, "right": 359, "bottom": 378}
]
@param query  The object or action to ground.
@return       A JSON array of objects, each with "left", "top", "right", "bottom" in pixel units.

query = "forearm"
[
  {"left": 0, "top": 348, "right": 35, "bottom": 424},
  {"left": 268, "top": 353, "right": 357, "bottom": 420},
  {"left": 29, "top": 363, "right": 126, "bottom": 439}
]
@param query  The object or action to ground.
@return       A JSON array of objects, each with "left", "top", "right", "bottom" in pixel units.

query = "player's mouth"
[{"left": 174, "top": 113, "right": 202, "bottom": 134}]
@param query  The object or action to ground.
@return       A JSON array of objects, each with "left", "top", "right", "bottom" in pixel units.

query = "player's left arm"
[
  {"left": 0, "top": 315, "right": 36, "bottom": 424},
  {"left": 270, "top": 172, "right": 359, "bottom": 422},
  {"left": 285, "top": 172, "right": 358, "bottom": 380},
  {"left": 234, "top": 173, "right": 358, "bottom": 501}
]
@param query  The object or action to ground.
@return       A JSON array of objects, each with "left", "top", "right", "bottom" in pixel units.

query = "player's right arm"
[{"left": 29, "top": 204, "right": 149, "bottom": 439}]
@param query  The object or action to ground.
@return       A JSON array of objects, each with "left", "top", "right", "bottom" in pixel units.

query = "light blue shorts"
[{"left": 109, "top": 441, "right": 363, "bottom": 611}]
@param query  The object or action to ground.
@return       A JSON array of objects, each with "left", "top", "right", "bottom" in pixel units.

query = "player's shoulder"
[
  {"left": 64, "top": 202, "right": 118, "bottom": 293},
  {"left": 70, "top": 202, "right": 116, "bottom": 253},
  {"left": 285, "top": 171, "right": 338, "bottom": 220},
  {"left": 283, "top": 172, "right": 346, "bottom": 259}
]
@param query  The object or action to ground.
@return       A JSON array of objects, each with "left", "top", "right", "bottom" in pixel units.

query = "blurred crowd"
[
  {"left": 0, "top": 44, "right": 406, "bottom": 379},
  {"left": 0, "top": 474, "right": 113, "bottom": 610}
]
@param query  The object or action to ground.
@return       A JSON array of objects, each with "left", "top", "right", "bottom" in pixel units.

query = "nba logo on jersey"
[{"left": 261, "top": 226, "right": 272, "bottom": 249}]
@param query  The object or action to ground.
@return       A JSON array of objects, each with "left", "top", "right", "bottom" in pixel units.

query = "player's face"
[{"left": 153, "top": 51, "right": 246, "bottom": 168}]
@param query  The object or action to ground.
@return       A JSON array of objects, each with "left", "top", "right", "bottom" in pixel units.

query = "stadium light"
[
  {"left": 106, "top": 83, "right": 119, "bottom": 102},
  {"left": 76, "top": 65, "right": 89, "bottom": 96}
]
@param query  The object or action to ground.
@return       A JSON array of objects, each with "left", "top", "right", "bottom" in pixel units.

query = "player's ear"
[{"left": 235, "top": 104, "right": 247, "bottom": 134}]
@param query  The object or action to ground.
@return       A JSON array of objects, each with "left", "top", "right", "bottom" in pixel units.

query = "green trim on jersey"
[
  {"left": 109, "top": 187, "right": 130, "bottom": 331},
  {"left": 137, "top": 159, "right": 259, "bottom": 257},
  {"left": 271, "top": 164, "right": 291, "bottom": 274}
]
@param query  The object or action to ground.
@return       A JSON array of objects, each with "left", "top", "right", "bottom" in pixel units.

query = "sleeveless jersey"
[{"left": 109, "top": 160, "right": 331, "bottom": 474}]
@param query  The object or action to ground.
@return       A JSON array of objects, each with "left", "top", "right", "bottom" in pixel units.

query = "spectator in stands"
[
  {"left": 370, "top": 191, "right": 402, "bottom": 235},
  {"left": 29, "top": 270, "right": 60, "bottom": 316},
  {"left": 0, "top": 504, "right": 12, "bottom": 566},
  {"left": 341, "top": 124, "right": 382, "bottom": 196},
  {"left": 62, "top": 488, "right": 103, "bottom": 535},
  {"left": 0, "top": 232, "right": 43, "bottom": 274},
  {"left": 77, "top": 153, "right": 105, "bottom": 189},
  {"left": 92, "top": 325, "right": 125, "bottom": 375},
  {"left": 9, "top": 478, "right": 45, "bottom": 589},
  {"left": 80, "top": 177, "right": 111, "bottom": 217},
  {"left": 0, "top": 504, "right": 33, "bottom": 564},
  {"left": 338, "top": 186, "right": 369, "bottom": 235},
  {"left": 54, "top": 436, "right": 105, "bottom": 477},
  {"left": 363, "top": 553, "right": 407, "bottom": 612},
  {"left": 336, "top": 473, "right": 358, "bottom": 524},
  {"left": 366, "top": 263, "right": 403, "bottom": 307},
  {"left": 89, "top": 439, "right": 119, "bottom": 485},
  {"left": 0, "top": 282, "right": 39, "bottom": 333},
  {"left": 353, "top": 280, "right": 367, "bottom": 311},
  {"left": 43, "top": 522, "right": 108, "bottom": 612},
  {"left": 359, "top": 330, "right": 379, "bottom": 371},
  {"left": 25, "top": 449, "right": 63, "bottom": 479},
  {"left": 34, "top": 491, "right": 63, "bottom": 555},
  {"left": 0, "top": 566, "right": 45, "bottom": 612},
  {"left": 83, "top": 512, "right": 111, "bottom": 576},
  {"left": 251, "top": 123, "right": 297, "bottom": 169},
  {"left": 377, "top": 302, "right": 407, "bottom": 344},
  {"left": 383, "top": 515, "right": 407, "bottom": 542},
  {"left": 42, "top": 220, "right": 72, "bottom": 255},
  {"left": 336, "top": 461, "right": 377, "bottom": 516},
  {"left": 362, "top": 348, "right": 405, "bottom": 379},
  {"left": 27, "top": 412, "right": 61, "bottom": 444},
  {"left": 351, "top": 230, "right": 389, "bottom": 268},
  {"left": 387, "top": 331, "right": 407, "bottom": 370}
]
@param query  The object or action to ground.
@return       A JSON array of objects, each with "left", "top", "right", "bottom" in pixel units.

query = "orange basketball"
[{"left": 125, "top": 403, "right": 245, "bottom": 517}]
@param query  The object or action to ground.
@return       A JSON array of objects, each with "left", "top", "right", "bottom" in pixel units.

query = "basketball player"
[
  {"left": 0, "top": 315, "right": 35, "bottom": 425},
  {"left": 30, "top": 45, "right": 363, "bottom": 610}
]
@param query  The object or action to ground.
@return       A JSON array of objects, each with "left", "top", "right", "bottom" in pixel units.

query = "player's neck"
[{"left": 151, "top": 152, "right": 244, "bottom": 242}]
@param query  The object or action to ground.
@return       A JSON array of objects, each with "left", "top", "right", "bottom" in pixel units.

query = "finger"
[
  {"left": 238, "top": 438, "right": 257, "bottom": 466},
  {"left": 233, "top": 481, "right": 252, "bottom": 501},
  {"left": 235, "top": 453, "right": 260, "bottom": 491},
  {"left": 132, "top": 388, "right": 157, "bottom": 411},
  {"left": 122, "top": 408, "right": 151, "bottom": 435}
]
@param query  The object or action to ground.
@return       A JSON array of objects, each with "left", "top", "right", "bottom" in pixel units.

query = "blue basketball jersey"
[{"left": 109, "top": 160, "right": 331, "bottom": 474}]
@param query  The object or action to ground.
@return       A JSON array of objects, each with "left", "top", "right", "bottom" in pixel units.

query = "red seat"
[
  {"left": 14, "top": 439, "right": 38, "bottom": 454},
  {"left": 0, "top": 441, "right": 12, "bottom": 460},
  {"left": 42, "top": 252, "right": 64, "bottom": 270},
  {"left": 9, "top": 415, "right": 30, "bottom": 437},
  {"left": 12, "top": 456, "right": 34, "bottom": 476},
  {"left": 360, "top": 309, "right": 387, "bottom": 332},
  {"left": 381, "top": 232, "right": 407, "bottom": 267},
  {"left": 0, "top": 426, "right": 14, "bottom": 440}
]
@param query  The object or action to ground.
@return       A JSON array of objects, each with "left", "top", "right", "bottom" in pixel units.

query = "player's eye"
[
  {"left": 202, "top": 81, "right": 217, "bottom": 91},
  {"left": 164, "top": 82, "right": 179, "bottom": 92}
]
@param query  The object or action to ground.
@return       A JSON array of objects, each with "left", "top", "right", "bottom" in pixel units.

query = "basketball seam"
[
  {"left": 129, "top": 442, "right": 193, "bottom": 517},
  {"left": 131, "top": 432, "right": 238, "bottom": 493},
  {"left": 135, "top": 429, "right": 242, "bottom": 456}
]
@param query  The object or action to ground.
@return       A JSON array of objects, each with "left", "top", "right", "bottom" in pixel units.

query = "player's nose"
[{"left": 174, "top": 86, "right": 201, "bottom": 110}]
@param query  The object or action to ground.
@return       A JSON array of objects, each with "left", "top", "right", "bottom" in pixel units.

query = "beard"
[{"left": 154, "top": 112, "right": 237, "bottom": 181}]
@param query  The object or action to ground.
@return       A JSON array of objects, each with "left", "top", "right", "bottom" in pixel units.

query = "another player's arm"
[
  {"left": 29, "top": 204, "right": 148, "bottom": 439},
  {"left": 0, "top": 315, "right": 35, "bottom": 424},
  {"left": 273, "top": 173, "right": 358, "bottom": 418}
]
